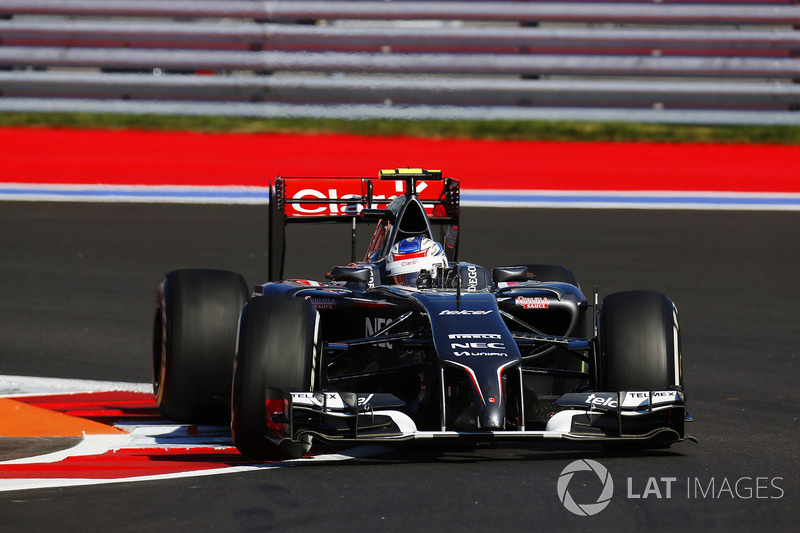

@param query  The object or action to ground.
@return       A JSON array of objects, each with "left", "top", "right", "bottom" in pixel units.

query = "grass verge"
[{"left": 2, "top": 112, "right": 800, "bottom": 144}]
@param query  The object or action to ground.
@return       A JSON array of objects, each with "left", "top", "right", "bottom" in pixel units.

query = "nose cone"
[{"left": 477, "top": 398, "right": 505, "bottom": 430}]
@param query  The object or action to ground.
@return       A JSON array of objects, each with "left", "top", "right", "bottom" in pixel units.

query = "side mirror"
[
  {"left": 492, "top": 266, "right": 529, "bottom": 283},
  {"left": 330, "top": 265, "right": 373, "bottom": 285}
]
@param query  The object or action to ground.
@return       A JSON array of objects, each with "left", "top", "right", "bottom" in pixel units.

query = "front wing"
[{"left": 266, "top": 389, "right": 692, "bottom": 448}]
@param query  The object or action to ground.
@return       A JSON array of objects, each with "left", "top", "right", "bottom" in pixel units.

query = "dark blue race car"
[{"left": 152, "top": 168, "right": 692, "bottom": 459}]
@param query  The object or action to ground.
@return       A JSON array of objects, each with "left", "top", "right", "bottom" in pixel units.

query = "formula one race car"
[{"left": 152, "top": 168, "right": 691, "bottom": 459}]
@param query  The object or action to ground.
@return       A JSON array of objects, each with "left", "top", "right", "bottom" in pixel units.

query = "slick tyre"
[
  {"left": 231, "top": 295, "right": 320, "bottom": 459},
  {"left": 525, "top": 264, "right": 580, "bottom": 287},
  {"left": 598, "top": 290, "right": 682, "bottom": 392},
  {"left": 153, "top": 269, "right": 249, "bottom": 422}
]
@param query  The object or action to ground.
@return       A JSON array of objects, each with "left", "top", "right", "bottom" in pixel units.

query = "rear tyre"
[
  {"left": 153, "top": 269, "right": 249, "bottom": 422},
  {"left": 598, "top": 290, "right": 682, "bottom": 392},
  {"left": 231, "top": 295, "right": 320, "bottom": 459}
]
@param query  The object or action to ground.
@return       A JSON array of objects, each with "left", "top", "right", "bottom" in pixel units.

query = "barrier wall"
[{"left": 2, "top": 1, "right": 800, "bottom": 125}]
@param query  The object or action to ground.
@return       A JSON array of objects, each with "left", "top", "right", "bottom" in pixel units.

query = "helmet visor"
[{"left": 391, "top": 271, "right": 421, "bottom": 286}]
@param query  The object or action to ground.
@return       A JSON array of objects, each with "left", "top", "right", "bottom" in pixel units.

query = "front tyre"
[
  {"left": 598, "top": 290, "right": 682, "bottom": 392},
  {"left": 231, "top": 295, "right": 320, "bottom": 459},
  {"left": 152, "top": 269, "right": 248, "bottom": 422}
]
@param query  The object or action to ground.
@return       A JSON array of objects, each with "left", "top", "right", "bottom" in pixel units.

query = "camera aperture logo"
[{"left": 557, "top": 459, "right": 614, "bottom": 516}]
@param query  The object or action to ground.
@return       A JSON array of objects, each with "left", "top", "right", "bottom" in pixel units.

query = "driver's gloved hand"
[
  {"left": 444, "top": 268, "right": 460, "bottom": 289},
  {"left": 416, "top": 270, "right": 433, "bottom": 289}
]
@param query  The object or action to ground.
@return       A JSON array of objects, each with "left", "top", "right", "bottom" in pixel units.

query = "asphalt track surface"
[{"left": 1, "top": 201, "right": 798, "bottom": 532}]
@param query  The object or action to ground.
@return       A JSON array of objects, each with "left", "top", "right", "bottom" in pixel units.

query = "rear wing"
[{"left": 268, "top": 169, "right": 460, "bottom": 281}]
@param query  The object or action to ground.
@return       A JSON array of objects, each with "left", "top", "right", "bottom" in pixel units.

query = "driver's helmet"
[{"left": 386, "top": 237, "right": 447, "bottom": 286}]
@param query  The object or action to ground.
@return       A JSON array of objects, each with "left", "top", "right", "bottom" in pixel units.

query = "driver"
[{"left": 386, "top": 236, "right": 448, "bottom": 286}]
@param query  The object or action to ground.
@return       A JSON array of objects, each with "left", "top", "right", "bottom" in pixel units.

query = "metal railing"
[{"left": 1, "top": 0, "right": 799, "bottom": 125}]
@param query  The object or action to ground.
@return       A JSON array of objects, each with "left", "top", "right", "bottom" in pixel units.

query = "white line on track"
[
  {"left": 0, "top": 445, "right": 388, "bottom": 493},
  {"left": 0, "top": 374, "right": 151, "bottom": 397},
  {"left": 2, "top": 184, "right": 798, "bottom": 210}
]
